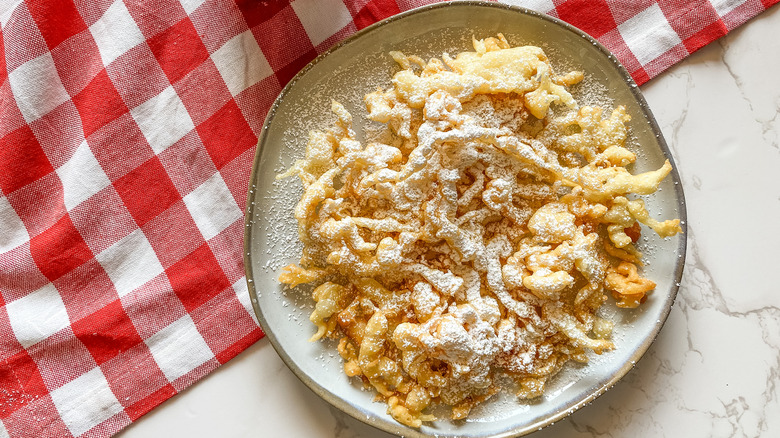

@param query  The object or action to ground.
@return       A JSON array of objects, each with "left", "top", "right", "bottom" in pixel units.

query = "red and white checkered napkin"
[{"left": 0, "top": 0, "right": 775, "bottom": 436}]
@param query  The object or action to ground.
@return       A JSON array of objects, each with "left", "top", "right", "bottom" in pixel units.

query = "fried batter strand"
[{"left": 278, "top": 34, "right": 681, "bottom": 427}]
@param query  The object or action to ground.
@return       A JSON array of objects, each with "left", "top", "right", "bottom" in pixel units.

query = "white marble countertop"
[{"left": 116, "top": 5, "right": 780, "bottom": 438}]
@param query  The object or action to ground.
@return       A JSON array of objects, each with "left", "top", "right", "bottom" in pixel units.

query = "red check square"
[
  {"left": 0, "top": 30, "right": 6, "bottom": 82},
  {"left": 197, "top": 99, "right": 256, "bottom": 170},
  {"left": 147, "top": 18, "right": 211, "bottom": 84},
  {"left": 72, "top": 300, "right": 143, "bottom": 365},
  {"left": 73, "top": 69, "right": 129, "bottom": 138},
  {"left": 113, "top": 157, "right": 181, "bottom": 227},
  {"left": 235, "top": 0, "right": 290, "bottom": 28},
  {"left": 125, "top": 384, "right": 176, "bottom": 421},
  {"left": 166, "top": 243, "right": 231, "bottom": 313},
  {"left": 342, "top": 0, "right": 375, "bottom": 16},
  {"left": 0, "top": 350, "right": 49, "bottom": 419},
  {"left": 0, "top": 125, "right": 54, "bottom": 195},
  {"left": 353, "top": 0, "right": 402, "bottom": 29},
  {"left": 682, "top": 20, "right": 727, "bottom": 53},
  {"left": 26, "top": 0, "right": 87, "bottom": 50},
  {"left": 275, "top": 49, "right": 317, "bottom": 86},
  {"left": 29, "top": 214, "right": 94, "bottom": 282},
  {"left": 557, "top": 0, "right": 618, "bottom": 38}
]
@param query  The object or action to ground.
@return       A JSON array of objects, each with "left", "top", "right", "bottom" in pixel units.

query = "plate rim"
[{"left": 243, "top": 2, "right": 688, "bottom": 437}]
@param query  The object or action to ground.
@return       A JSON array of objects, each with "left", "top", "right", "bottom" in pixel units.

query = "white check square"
[
  {"left": 8, "top": 53, "right": 70, "bottom": 123},
  {"left": 710, "top": 0, "right": 747, "bottom": 16},
  {"left": 0, "top": 196, "right": 29, "bottom": 252},
  {"left": 130, "top": 85, "right": 195, "bottom": 154},
  {"left": 145, "top": 315, "right": 214, "bottom": 382},
  {"left": 57, "top": 141, "right": 111, "bottom": 210},
  {"left": 183, "top": 172, "right": 242, "bottom": 241},
  {"left": 501, "top": 0, "right": 555, "bottom": 13},
  {"left": 180, "top": 0, "right": 207, "bottom": 14},
  {"left": 96, "top": 229, "right": 164, "bottom": 297},
  {"left": 291, "top": 0, "right": 353, "bottom": 46},
  {"left": 0, "top": 2, "right": 17, "bottom": 27},
  {"left": 211, "top": 31, "right": 273, "bottom": 96},
  {"left": 51, "top": 368, "right": 123, "bottom": 437},
  {"left": 618, "top": 4, "right": 683, "bottom": 66},
  {"left": 89, "top": 0, "right": 145, "bottom": 66},
  {"left": 6, "top": 283, "right": 70, "bottom": 348}
]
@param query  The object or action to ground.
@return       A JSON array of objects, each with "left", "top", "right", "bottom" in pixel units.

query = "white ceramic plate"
[{"left": 244, "top": 3, "right": 687, "bottom": 437}]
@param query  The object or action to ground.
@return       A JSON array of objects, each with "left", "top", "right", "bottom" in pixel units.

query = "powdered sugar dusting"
[{"left": 250, "top": 24, "right": 681, "bottom": 429}]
